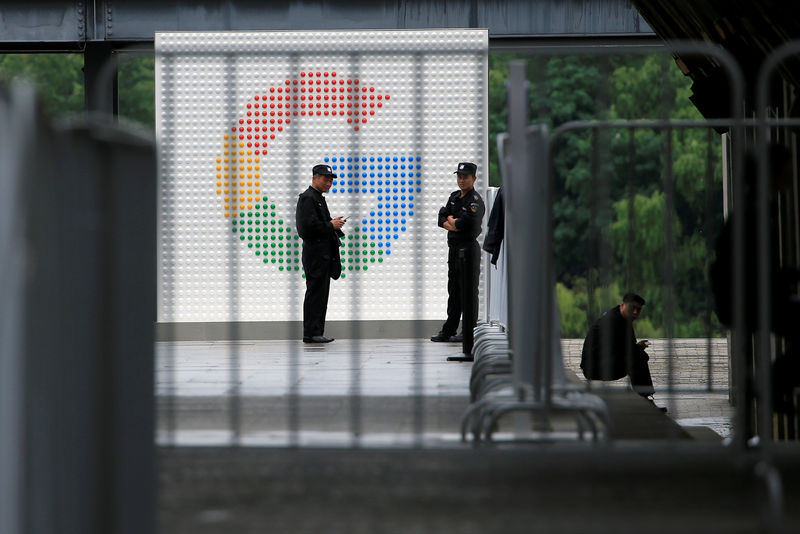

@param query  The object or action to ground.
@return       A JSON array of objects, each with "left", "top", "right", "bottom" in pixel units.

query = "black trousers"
[
  {"left": 629, "top": 350, "right": 655, "bottom": 397},
  {"left": 303, "top": 271, "right": 331, "bottom": 338},
  {"left": 441, "top": 241, "right": 480, "bottom": 349}
]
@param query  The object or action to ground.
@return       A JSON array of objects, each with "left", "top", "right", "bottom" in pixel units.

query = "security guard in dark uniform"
[
  {"left": 431, "top": 162, "right": 485, "bottom": 360},
  {"left": 295, "top": 164, "right": 346, "bottom": 343}
]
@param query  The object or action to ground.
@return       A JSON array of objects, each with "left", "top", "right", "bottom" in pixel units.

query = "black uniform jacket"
[
  {"left": 580, "top": 305, "right": 647, "bottom": 381},
  {"left": 437, "top": 187, "right": 486, "bottom": 246},
  {"left": 481, "top": 185, "right": 504, "bottom": 265},
  {"left": 295, "top": 186, "right": 344, "bottom": 280}
]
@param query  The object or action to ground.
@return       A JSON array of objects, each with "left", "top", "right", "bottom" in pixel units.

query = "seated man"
[{"left": 580, "top": 293, "right": 664, "bottom": 410}]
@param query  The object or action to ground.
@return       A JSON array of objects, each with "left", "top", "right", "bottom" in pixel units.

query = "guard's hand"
[
  {"left": 332, "top": 216, "right": 345, "bottom": 230},
  {"left": 637, "top": 340, "right": 650, "bottom": 349},
  {"left": 443, "top": 219, "right": 456, "bottom": 231}
]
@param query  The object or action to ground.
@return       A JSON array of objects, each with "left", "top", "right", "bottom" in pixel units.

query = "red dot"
[
  {"left": 293, "top": 80, "right": 298, "bottom": 85},
  {"left": 301, "top": 111, "right": 306, "bottom": 115},
  {"left": 316, "top": 80, "right": 321, "bottom": 85},
  {"left": 347, "top": 118, "right": 352, "bottom": 123},
  {"left": 254, "top": 95, "right": 260, "bottom": 100},
  {"left": 324, "top": 72, "right": 329, "bottom": 76},
  {"left": 354, "top": 125, "right": 359, "bottom": 131},
  {"left": 301, "top": 80, "right": 305, "bottom": 85},
  {"left": 231, "top": 127, "right": 236, "bottom": 132},
  {"left": 247, "top": 142, "right": 252, "bottom": 147},
  {"left": 347, "top": 79, "right": 352, "bottom": 84},
  {"left": 239, "top": 134, "right": 244, "bottom": 139},
  {"left": 377, "top": 95, "right": 382, "bottom": 100},
  {"left": 324, "top": 111, "right": 329, "bottom": 116},
  {"left": 316, "top": 71, "right": 321, "bottom": 77},
  {"left": 378, "top": 102, "right": 383, "bottom": 107},
  {"left": 385, "top": 95, "right": 390, "bottom": 100},
  {"left": 277, "top": 87, "right": 282, "bottom": 93},
  {"left": 285, "top": 79, "right": 290, "bottom": 84},
  {"left": 339, "top": 80, "right": 344, "bottom": 85},
  {"left": 293, "top": 111, "right": 298, "bottom": 116},
  {"left": 246, "top": 103, "right": 251, "bottom": 108},
  {"left": 300, "top": 72, "right": 306, "bottom": 77},
  {"left": 255, "top": 150, "right": 260, "bottom": 155},
  {"left": 239, "top": 127, "right": 244, "bottom": 132},
  {"left": 354, "top": 79, "right": 359, "bottom": 84},
  {"left": 278, "top": 126, "right": 283, "bottom": 131},
  {"left": 270, "top": 134, "right": 276, "bottom": 139},
  {"left": 246, "top": 111, "right": 251, "bottom": 117},
  {"left": 270, "top": 87, "right": 275, "bottom": 92},
  {"left": 332, "top": 71, "right": 337, "bottom": 76},
  {"left": 317, "top": 87, "right": 322, "bottom": 92},
  {"left": 362, "top": 118, "right": 367, "bottom": 123},
  {"left": 362, "top": 87, "right": 367, "bottom": 92},
  {"left": 316, "top": 111, "right": 321, "bottom": 116},
  {"left": 370, "top": 87, "right": 375, "bottom": 92},
  {"left": 238, "top": 119, "right": 244, "bottom": 124},
  {"left": 370, "top": 110, "right": 375, "bottom": 115},
  {"left": 286, "top": 119, "right": 291, "bottom": 124}
]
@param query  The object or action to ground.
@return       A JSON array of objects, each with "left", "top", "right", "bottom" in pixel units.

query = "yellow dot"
[
  {"left": 223, "top": 174, "right": 229, "bottom": 179},
  {"left": 238, "top": 143, "right": 244, "bottom": 148},
  {"left": 247, "top": 189, "right": 253, "bottom": 194},
  {"left": 239, "top": 158, "right": 244, "bottom": 163},
  {"left": 239, "top": 204, "right": 245, "bottom": 209},
  {"left": 247, "top": 150, "right": 252, "bottom": 155},
  {"left": 247, "top": 196, "right": 253, "bottom": 202},
  {"left": 247, "top": 173, "right": 252, "bottom": 179},
  {"left": 216, "top": 166, "right": 221, "bottom": 171},
  {"left": 240, "top": 181, "right": 245, "bottom": 186},
  {"left": 223, "top": 166, "right": 229, "bottom": 171},
  {"left": 216, "top": 157, "right": 221, "bottom": 163},
  {"left": 217, "top": 181, "right": 222, "bottom": 187},
  {"left": 224, "top": 212, "right": 230, "bottom": 217},
  {"left": 239, "top": 196, "right": 245, "bottom": 202},
  {"left": 247, "top": 204, "right": 253, "bottom": 210},
  {"left": 224, "top": 196, "right": 230, "bottom": 202},
  {"left": 239, "top": 173, "right": 245, "bottom": 178},
  {"left": 255, "top": 158, "right": 260, "bottom": 163},
  {"left": 224, "top": 158, "right": 229, "bottom": 163},
  {"left": 247, "top": 181, "right": 253, "bottom": 186},
  {"left": 247, "top": 166, "right": 252, "bottom": 171},
  {"left": 223, "top": 143, "right": 229, "bottom": 148},
  {"left": 216, "top": 173, "right": 221, "bottom": 179},
  {"left": 224, "top": 181, "right": 229, "bottom": 186},
  {"left": 216, "top": 189, "right": 221, "bottom": 194},
  {"left": 255, "top": 166, "right": 260, "bottom": 171},
  {"left": 255, "top": 188, "right": 261, "bottom": 194},
  {"left": 247, "top": 158, "right": 252, "bottom": 163},
  {"left": 255, "top": 181, "right": 260, "bottom": 186},
  {"left": 223, "top": 134, "right": 229, "bottom": 140}
]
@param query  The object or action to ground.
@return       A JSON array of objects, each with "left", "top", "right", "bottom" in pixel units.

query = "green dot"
[
  {"left": 279, "top": 266, "right": 284, "bottom": 271},
  {"left": 286, "top": 227, "right": 292, "bottom": 232},
  {"left": 354, "top": 227, "right": 360, "bottom": 232},
  {"left": 341, "top": 259, "right": 345, "bottom": 264},
  {"left": 348, "top": 266, "right": 353, "bottom": 271},
  {"left": 271, "top": 259, "right": 276, "bottom": 263},
  {"left": 270, "top": 204, "right": 275, "bottom": 209},
  {"left": 264, "top": 258, "right": 268, "bottom": 264},
  {"left": 247, "top": 228, "right": 253, "bottom": 233},
  {"left": 378, "top": 258, "right": 383, "bottom": 262},
  {"left": 279, "top": 259, "right": 284, "bottom": 264},
  {"left": 378, "top": 250, "right": 383, "bottom": 255},
  {"left": 240, "top": 212, "right": 245, "bottom": 217},
  {"left": 240, "top": 236, "right": 245, "bottom": 241},
  {"left": 255, "top": 204, "right": 260, "bottom": 209},
  {"left": 262, "top": 196, "right": 268, "bottom": 201},
  {"left": 295, "top": 266, "right": 301, "bottom": 271},
  {"left": 278, "top": 219, "right": 283, "bottom": 224},
  {"left": 302, "top": 273, "right": 306, "bottom": 279},
  {"left": 247, "top": 212, "right": 253, "bottom": 217},
  {"left": 370, "top": 250, "right": 375, "bottom": 255},
  {"left": 363, "top": 258, "right": 367, "bottom": 263},
  {"left": 255, "top": 251, "right": 260, "bottom": 255},
  {"left": 239, "top": 228, "right": 245, "bottom": 233},
  {"left": 370, "top": 242, "right": 375, "bottom": 247},
  {"left": 255, "top": 228, "right": 260, "bottom": 233},
  {"left": 364, "top": 266, "right": 368, "bottom": 271},
  {"left": 341, "top": 274, "right": 346, "bottom": 279},
  {"left": 271, "top": 212, "right": 276, "bottom": 217},
  {"left": 279, "top": 251, "right": 283, "bottom": 256},
  {"left": 247, "top": 243, "right": 253, "bottom": 248},
  {"left": 232, "top": 220, "right": 237, "bottom": 226},
  {"left": 370, "top": 258, "right": 375, "bottom": 262},
  {"left": 232, "top": 228, "right": 237, "bottom": 233},
  {"left": 256, "top": 243, "right": 261, "bottom": 247},
  {"left": 255, "top": 212, "right": 260, "bottom": 217}
]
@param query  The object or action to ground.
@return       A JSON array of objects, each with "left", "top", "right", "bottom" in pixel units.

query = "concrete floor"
[{"left": 156, "top": 337, "right": 800, "bottom": 534}]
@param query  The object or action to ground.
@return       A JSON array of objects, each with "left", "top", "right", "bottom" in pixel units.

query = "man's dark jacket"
[
  {"left": 481, "top": 185, "right": 504, "bottom": 265},
  {"left": 295, "top": 186, "right": 343, "bottom": 280},
  {"left": 580, "top": 305, "right": 645, "bottom": 381}
]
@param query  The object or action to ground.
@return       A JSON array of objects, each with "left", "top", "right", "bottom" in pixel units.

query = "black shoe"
[
  {"left": 303, "top": 335, "right": 334, "bottom": 343},
  {"left": 645, "top": 396, "right": 668, "bottom": 413},
  {"left": 430, "top": 332, "right": 454, "bottom": 342},
  {"left": 450, "top": 333, "right": 463, "bottom": 343}
]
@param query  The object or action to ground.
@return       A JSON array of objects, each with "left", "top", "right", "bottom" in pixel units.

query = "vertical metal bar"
[
  {"left": 705, "top": 128, "right": 715, "bottom": 392},
  {"left": 159, "top": 51, "right": 177, "bottom": 446},
  {"left": 348, "top": 52, "right": 362, "bottom": 445},
  {"left": 626, "top": 128, "right": 636, "bottom": 292},
  {"left": 412, "top": 51, "right": 425, "bottom": 445},
  {"left": 506, "top": 60, "right": 536, "bottom": 401},
  {"left": 224, "top": 51, "right": 241, "bottom": 445},
  {"left": 663, "top": 127, "right": 676, "bottom": 404},
  {"left": 288, "top": 52, "right": 301, "bottom": 448}
]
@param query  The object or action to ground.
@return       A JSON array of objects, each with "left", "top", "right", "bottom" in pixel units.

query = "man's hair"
[{"left": 622, "top": 293, "right": 645, "bottom": 306}]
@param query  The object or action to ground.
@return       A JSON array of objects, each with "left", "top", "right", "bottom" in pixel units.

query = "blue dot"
[
  {"left": 362, "top": 188, "right": 367, "bottom": 193},
  {"left": 386, "top": 242, "right": 392, "bottom": 247},
  {"left": 378, "top": 203, "right": 383, "bottom": 208},
  {"left": 401, "top": 226, "right": 406, "bottom": 231},
  {"left": 362, "top": 173, "right": 367, "bottom": 178},
  {"left": 347, "top": 188, "right": 352, "bottom": 193},
  {"left": 362, "top": 157, "right": 367, "bottom": 162},
  {"left": 393, "top": 195, "right": 398, "bottom": 200},
  {"left": 324, "top": 157, "right": 330, "bottom": 162},
  {"left": 378, "top": 242, "right": 383, "bottom": 247},
  {"left": 409, "top": 211, "right": 414, "bottom": 216},
  {"left": 393, "top": 164, "right": 398, "bottom": 170},
  {"left": 370, "top": 180, "right": 375, "bottom": 185},
  {"left": 370, "top": 188, "right": 375, "bottom": 193},
  {"left": 401, "top": 164, "right": 406, "bottom": 170},
  {"left": 416, "top": 156, "right": 421, "bottom": 161},
  {"left": 378, "top": 172, "right": 383, "bottom": 177},
  {"left": 370, "top": 219, "right": 375, "bottom": 224},
  {"left": 393, "top": 219, "right": 398, "bottom": 224},
  {"left": 370, "top": 211, "right": 375, "bottom": 216},
  {"left": 377, "top": 188, "right": 383, "bottom": 193},
  {"left": 409, "top": 203, "right": 414, "bottom": 208},
  {"left": 401, "top": 219, "right": 406, "bottom": 224},
  {"left": 370, "top": 156, "right": 375, "bottom": 162},
  {"left": 401, "top": 211, "right": 406, "bottom": 216},
  {"left": 377, "top": 227, "right": 382, "bottom": 232},
  {"left": 331, "top": 188, "right": 337, "bottom": 193},
  {"left": 332, "top": 157, "right": 337, "bottom": 162},
  {"left": 393, "top": 157, "right": 398, "bottom": 162},
  {"left": 369, "top": 165, "right": 374, "bottom": 170},
  {"left": 362, "top": 219, "right": 367, "bottom": 225},
  {"left": 416, "top": 180, "right": 422, "bottom": 185},
  {"left": 401, "top": 173, "right": 406, "bottom": 178},
  {"left": 377, "top": 157, "right": 382, "bottom": 162},
  {"left": 347, "top": 157, "right": 352, "bottom": 162},
  {"left": 417, "top": 172, "right": 422, "bottom": 177},
  {"left": 409, "top": 196, "right": 414, "bottom": 201},
  {"left": 347, "top": 173, "right": 352, "bottom": 178},
  {"left": 401, "top": 156, "right": 406, "bottom": 162},
  {"left": 394, "top": 210, "right": 399, "bottom": 216},
  {"left": 393, "top": 188, "right": 398, "bottom": 193},
  {"left": 401, "top": 204, "right": 406, "bottom": 209},
  {"left": 401, "top": 188, "right": 406, "bottom": 193},
  {"left": 393, "top": 234, "right": 399, "bottom": 239},
  {"left": 377, "top": 235, "right": 383, "bottom": 240}
]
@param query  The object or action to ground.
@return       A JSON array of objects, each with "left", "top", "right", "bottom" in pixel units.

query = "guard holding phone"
[
  {"left": 295, "top": 164, "right": 346, "bottom": 343},
  {"left": 432, "top": 162, "right": 485, "bottom": 361}
]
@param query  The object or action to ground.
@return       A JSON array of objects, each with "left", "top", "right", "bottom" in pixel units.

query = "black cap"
[
  {"left": 454, "top": 162, "right": 477, "bottom": 175},
  {"left": 312, "top": 164, "right": 337, "bottom": 178}
]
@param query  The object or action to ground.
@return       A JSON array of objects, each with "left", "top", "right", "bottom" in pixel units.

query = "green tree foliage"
[
  {"left": 118, "top": 55, "right": 155, "bottom": 128},
  {"left": 489, "top": 52, "right": 724, "bottom": 338},
  {"left": 0, "top": 54, "right": 84, "bottom": 118}
]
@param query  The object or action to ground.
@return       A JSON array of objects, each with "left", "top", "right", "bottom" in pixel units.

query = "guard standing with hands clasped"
[
  {"left": 295, "top": 164, "right": 346, "bottom": 343},
  {"left": 432, "top": 162, "right": 485, "bottom": 362}
]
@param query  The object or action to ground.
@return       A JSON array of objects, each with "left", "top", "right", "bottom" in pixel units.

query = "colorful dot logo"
[{"left": 214, "top": 71, "right": 419, "bottom": 275}]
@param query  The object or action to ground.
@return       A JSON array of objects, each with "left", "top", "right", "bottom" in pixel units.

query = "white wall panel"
[{"left": 155, "top": 29, "right": 487, "bottom": 322}]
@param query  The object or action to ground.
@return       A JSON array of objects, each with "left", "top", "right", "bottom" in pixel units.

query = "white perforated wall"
[{"left": 155, "top": 30, "right": 488, "bottom": 322}]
